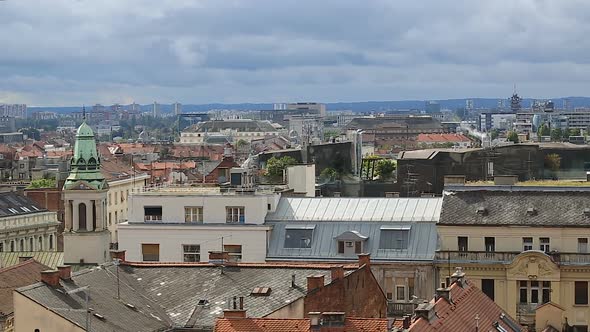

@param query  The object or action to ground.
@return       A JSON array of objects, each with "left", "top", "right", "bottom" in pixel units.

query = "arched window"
[
  {"left": 77, "top": 158, "right": 86, "bottom": 170},
  {"left": 49, "top": 234, "right": 54, "bottom": 250},
  {"left": 29, "top": 237, "right": 34, "bottom": 251},
  {"left": 79, "top": 203, "right": 87, "bottom": 230},
  {"left": 88, "top": 157, "right": 97, "bottom": 170},
  {"left": 38, "top": 236, "right": 43, "bottom": 251}
]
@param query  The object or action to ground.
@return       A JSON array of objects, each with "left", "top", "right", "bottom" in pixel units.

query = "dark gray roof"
[
  {"left": 188, "top": 120, "right": 277, "bottom": 133},
  {"left": 0, "top": 192, "right": 46, "bottom": 217},
  {"left": 17, "top": 263, "right": 335, "bottom": 331},
  {"left": 439, "top": 188, "right": 590, "bottom": 227},
  {"left": 346, "top": 116, "right": 442, "bottom": 131}
]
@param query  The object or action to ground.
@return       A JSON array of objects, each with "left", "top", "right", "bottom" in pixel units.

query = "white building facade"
[{"left": 118, "top": 187, "right": 279, "bottom": 263}]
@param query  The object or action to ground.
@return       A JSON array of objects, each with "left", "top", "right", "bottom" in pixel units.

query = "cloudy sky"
[{"left": 1, "top": 0, "right": 590, "bottom": 106}]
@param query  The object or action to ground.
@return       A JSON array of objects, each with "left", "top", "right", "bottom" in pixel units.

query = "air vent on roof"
[
  {"left": 584, "top": 208, "right": 590, "bottom": 216},
  {"left": 251, "top": 287, "right": 272, "bottom": 296},
  {"left": 125, "top": 303, "right": 137, "bottom": 311},
  {"left": 93, "top": 313, "right": 106, "bottom": 320},
  {"left": 197, "top": 299, "right": 209, "bottom": 306},
  {"left": 476, "top": 207, "right": 488, "bottom": 216},
  {"left": 526, "top": 208, "right": 537, "bottom": 216}
]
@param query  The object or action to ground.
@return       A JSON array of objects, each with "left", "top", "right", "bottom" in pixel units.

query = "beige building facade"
[
  {"left": 106, "top": 174, "right": 149, "bottom": 243},
  {"left": 437, "top": 186, "right": 590, "bottom": 331}
]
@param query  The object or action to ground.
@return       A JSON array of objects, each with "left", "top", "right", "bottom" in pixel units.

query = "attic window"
[
  {"left": 476, "top": 207, "right": 488, "bottom": 216},
  {"left": 584, "top": 208, "right": 590, "bottom": 216},
  {"left": 197, "top": 299, "right": 209, "bottom": 306},
  {"left": 251, "top": 287, "right": 272, "bottom": 296},
  {"left": 526, "top": 208, "right": 537, "bottom": 216}
]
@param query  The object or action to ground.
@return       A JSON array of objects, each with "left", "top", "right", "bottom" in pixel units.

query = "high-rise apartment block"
[{"left": 0, "top": 104, "right": 26, "bottom": 118}]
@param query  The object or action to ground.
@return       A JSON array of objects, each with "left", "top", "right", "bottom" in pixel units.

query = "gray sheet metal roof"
[
  {"left": 266, "top": 197, "right": 442, "bottom": 222},
  {"left": 17, "top": 263, "right": 335, "bottom": 331},
  {"left": 265, "top": 197, "right": 441, "bottom": 262},
  {"left": 0, "top": 251, "right": 64, "bottom": 269},
  {"left": 0, "top": 192, "right": 47, "bottom": 217},
  {"left": 267, "top": 222, "right": 437, "bottom": 262}
]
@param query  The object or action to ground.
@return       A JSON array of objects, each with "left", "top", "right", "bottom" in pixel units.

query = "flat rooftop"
[{"left": 131, "top": 185, "right": 278, "bottom": 196}]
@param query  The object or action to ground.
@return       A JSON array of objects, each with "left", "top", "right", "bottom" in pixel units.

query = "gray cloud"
[{"left": 1, "top": 0, "right": 590, "bottom": 106}]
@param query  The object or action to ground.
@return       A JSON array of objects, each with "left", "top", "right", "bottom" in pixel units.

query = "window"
[
  {"left": 120, "top": 191, "right": 124, "bottom": 202},
  {"left": 579, "top": 238, "right": 588, "bottom": 253},
  {"left": 10, "top": 241, "right": 14, "bottom": 252},
  {"left": 285, "top": 227, "right": 314, "bottom": 248},
  {"left": 184, "top": 207, "right": 203, "bottom": 223},
  {"left": 182, "top": 245, "right": 200, "bottom": 262},
  {"left": 108, "top": 193, "right": 111, "bottom": 206},
  {"left": 572, "top": 326, "right": 588, "bottom": 332},
  {"left": 226, "top": 207, "right": 245, "bottom": 223},
  {"left": 109, "top": 212, "right": 112, "bottom": 226},
  {"left": 29, "top": 238, "right": 34, "bottom": 251},
  {"left": 338, "top": 241, "right": 345, "bottom": 254},
  {"left": 267, "top": 204, "right": 271, "bottom": 211},
  {"left": 38, "top": 237, "right": 43, "bottom": 251},
  {"left": 0, "top": 242, "right": 3, "bottom": 252},
  {"left": 379, "top": 228, "right": 410, "bottom": 249},
  {"left": 396, "top": 286, "right": 406, "bottom": 301},
  {"left": 144, "top": 206, "right": 162, "bottom": 221},
  {"left": 542, "top": 281, "right": 551, "bottom": 304},
  {"left": 19, "top": 239, "right": 24, "bottom": 251},
  {"left": 141, "top": 244, "right": 160, "bottom": 262},
  {"left": 575, "top": 281, "right": 588, "bottom": 305},
  {"left": 49, "top": 235, "right": 53, "bottom": 250},
  {"left": 114, "top": 192, "right": 118, "bottom": 205},
  {"left": 482, "top": 279, "right": 494, "bottom": 300},
  {"left": 224, "top": 245, "right": 242, "bottom": 262},
  {"left": 485, "top": 237, "right": 495, "bottom": 252},
  {"left": 523, "top": 237, "right": 533, "bottom": 251},
  {"left": 355, "top": 241, "right": 362, "bottom": 254},
  {"left": 520, "top": 280, "right": 551, "bottom": 304},
  {"left": 519, "top": 281, "right": 528, "bottom": 304},
  {"left": 540, "top": 238, "right": 550, "bottom": 253},
  {"left": 458, "top": 236, "right": 468, "bottom": 253}
]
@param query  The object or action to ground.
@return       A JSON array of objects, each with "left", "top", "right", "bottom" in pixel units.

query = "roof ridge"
[{"left": 0, "top": 258, "right": 40, "bottom": 273}]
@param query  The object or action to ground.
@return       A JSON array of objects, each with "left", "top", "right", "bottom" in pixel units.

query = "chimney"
[
  {"left": 414, "top": 301, "right": 436, "bottom": 322},
  {"left": 307, "top": 275, "right": 325, "bottom": 292},
  {"left": 402, "top": 315, "right": 411, "bottom": 329},
  {"left": 450, "top": 267, "right": 466, "bottom": 287},
  {"left": 223, "top": 296, "right": 246, "bottom": 318},
  {"left": 435, "top": 287, "right": 451, "bottom": 303},
  {"left": 41, "top": 270, "right": 60, "bottom": 287},
  {"left": 358, "top": 253, "right": 371, "bottom": 268},
  {"left": 331, "top": 265, "right": 344, "bottom": 282},
  {"left": 110, "top": 250, "right": 126, "bottom": 262},
  {"left": 57, "top": 265, "right": 72, "bottom": 280}
]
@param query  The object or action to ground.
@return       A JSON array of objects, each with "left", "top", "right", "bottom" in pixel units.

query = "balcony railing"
[
  {"left": 387, "top": 302, "right": 415, "bottom": 317},
  {"left": 435, "top": 251, "right": 520, "bottom": 263},
  {"left": 436, "top": 250, "right": 590, "bottom": 265}
]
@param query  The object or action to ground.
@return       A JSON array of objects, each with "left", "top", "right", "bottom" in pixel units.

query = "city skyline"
[{"left": 2, "top": 1, "right": 590, "bottom": 106}]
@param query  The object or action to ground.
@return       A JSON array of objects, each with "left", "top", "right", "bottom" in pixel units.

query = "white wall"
[
  {"left": 286, "top": 165, "right": 315, "bottom": 197},
  {"left": 118, "top": 224, "right": 270, "bottom": 262},
  {"left": 128, "top": 192, "right": 280, "bottom": 224},
  {"left": 14, "top": 292, "right": 84, "bottom": 332},
  {"left": 107, "top": 174, "right": 149, "bottom": 242}
]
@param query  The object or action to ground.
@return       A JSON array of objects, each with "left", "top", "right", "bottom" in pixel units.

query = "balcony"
[
  {"left": 435, "top": 251, "right": 519, "bottom": 263},
  {"left": 436, "top": 250, "right": 590, "bottom": 265},
  {"left": 387, "top": 301, "right": 415, "bottom": 317}
]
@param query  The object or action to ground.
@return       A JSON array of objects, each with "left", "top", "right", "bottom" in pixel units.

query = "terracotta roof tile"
[
  {"left": 409, "top": 278, "right": 522, "bottom": 332},
  {"left": 417, "top": 133, "right": 472, "bottom": 143},
  {"left": 214, "top": 317, "right": 389, "bottom": 332}
]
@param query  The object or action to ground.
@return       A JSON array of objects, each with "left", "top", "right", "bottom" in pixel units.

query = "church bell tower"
[{"left": 63, "top": 111, "right": 110, "bottom": 265}]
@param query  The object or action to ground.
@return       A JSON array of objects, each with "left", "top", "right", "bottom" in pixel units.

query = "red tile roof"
[
  {"left": 409, "top": 277, "right": 522, "bottom": 332},
  {"left": 0, "top": 259, "right": 49, "bottom": 317},
  {"left": 214, "top": 317, "right": 388, "bottom": 332},
  {"left": 417, "top": 133, "right": 472, "bottom": 143}
]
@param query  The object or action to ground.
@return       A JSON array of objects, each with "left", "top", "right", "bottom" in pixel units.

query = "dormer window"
[
  {"left": 379, "top": 225, "right": 410, "bottom": 250},
  {"left": 284, "top": 225, "right": 315, "bottom": 248},
  {"left": 335, "top": 231, "right": 368, "bottom": 256},
  {"left": 526, "top": 208, "right": 537, "bottom": 216},
  {"left": 476, "top": 207, "right": 487, "bottom": 216}
]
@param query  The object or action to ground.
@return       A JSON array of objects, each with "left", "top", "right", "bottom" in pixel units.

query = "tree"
[
  {"left": 544, "top": 153, "right": 561, "bottom": 173},
  {"left": 568, "top": 128, "right": 581, "bottom": 137},
  {"left": 550, "top": 128, "right": 563, "bottom": 142},
  {"left": 236, "top": 139, "right": 249, "bottom": 149},
  {"left": 323, "top": 129, "right": 341, "bottom": 141},
  {"left": 27, "top": 178, "right": 56, "bottom": 189},
  {"left": 537, "top": 124, "right": 550, "bottom": 137},
  {"left": 490, "top": 129, "right": 500, "bottom": 140},
  {"left": 319, "top": 167, "right": 339, "bottom": 182},
  {"left": 507, "top": 131, "right": 519, "bottom": 143},
  {"left": 375, "top": 159, "right": 397, "bottom": 180},
  {"left": 265, "top": 156, "right": 297, "bottom": 178}
]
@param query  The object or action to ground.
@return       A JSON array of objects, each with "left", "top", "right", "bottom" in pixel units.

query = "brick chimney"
[
  {"left": 110, "top": 250, "right": 126, "bottom": 262},
  {"left": 450, "top": 267, "right": 466, "bottom": 287},
  {"left": 435, "top": 287, "right": 451, "bottom": 303},
  {"left": 41, "top": 270, "right": 60, "bottom": 287},
  {"left": 223, "top": 296, "right": 246, "bottom": 318},
  {"left": 318, "top": 312, "right": 346, "bottom": 331},
  {"left": 307, "top": 275, "right": 325, "bottom": 292},
  {"left": 330, "top": 265, "right": 344, "bottom": 282},
  {"left": 402, "top": 315, "right": 411, "bottom": 329},
  {"left": 57, "top": 265, "right": 72, "bottom": 280},
  {"left": 358, "top": 253, "right": 371, "bottom": 268}
]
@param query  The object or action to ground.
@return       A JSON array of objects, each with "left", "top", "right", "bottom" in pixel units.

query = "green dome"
[{"left": 64, "top": 119, "right": 107, "bottom": 190}]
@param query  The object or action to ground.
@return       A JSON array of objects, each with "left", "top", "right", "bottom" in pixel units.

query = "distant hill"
[{"left": 28, "top": 97, "right": 590, "bottom": 114}]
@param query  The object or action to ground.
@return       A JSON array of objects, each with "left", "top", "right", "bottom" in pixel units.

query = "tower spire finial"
[{"left": 82, "top": 105, "right": 86, "bottom": 121}]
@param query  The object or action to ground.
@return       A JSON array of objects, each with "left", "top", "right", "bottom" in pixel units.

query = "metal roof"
[
  {"left": 0, "top": 192, "right": 47, "bottom": 218},
  {"left": 266, "top": 197, "right": 442, "bottom": 222},
  {"left": 0, "top": 251, "right": 63, "bottom": 269},
  {"left": 267, "top": 222, "right": 437, "bottom": 262}
]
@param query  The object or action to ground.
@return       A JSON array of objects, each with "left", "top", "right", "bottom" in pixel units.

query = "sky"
[{"left": 1, "top": 0, "right": 590, "bottom": 106}]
